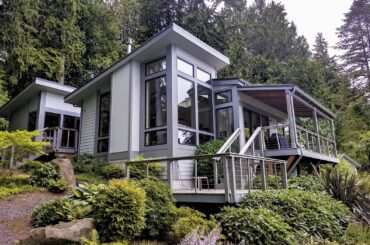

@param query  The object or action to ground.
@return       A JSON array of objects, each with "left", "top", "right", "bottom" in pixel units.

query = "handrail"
[
  {"left": 216, "top": 128, "right": 241, "bottom": 154},
  {"left": 239, "top": 126, "right": 262, "bottom": 155},
  {"left": 296, "top": 125, "right": 335, "bottom": 143}
]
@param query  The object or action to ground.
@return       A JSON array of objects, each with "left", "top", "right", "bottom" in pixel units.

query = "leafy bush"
[
  {"left": 31, "top": 199, "right": 73, "bottom": 227},
  {"left": 129, "top": 154, "right": 162, "bottom": 180},
  {"left": 28, "top": 162, "right": 59, "bottom": 187},
  {"left": 19, "top": 160, "right": 44, "bottom": 173},
  {"left": 47, "top": 178, "right": 70, "bottom": 193},
  {"left": 75, "top": 173, "right": 107, "bottom": 184},
  {"left": 138, "top": 177, "right": 175, "bottom": 239},
  {"left": 288, "top": 175, "right": 324, "bottom": 192},
  {"left": 0, "top": 185, "right": 38, "bottom": 199},
  {"left": 240, "top": 189, "right": 350, "bottom": 240},
  {"left": 93, "top": 179, "right": 146, "bottom": 242},
  {"left": 170, "top": 206, "right": 217, "bottom": 243},
  {"left": 0, "top": 171, "right": 38, "bottom": 198},
  {"left": 72, "top": 153, "right": 109, "bottom": 176},
  {"left": 101, "top": 165, "right": 124, "bottom": 179},
  {"left": 216, "top": 207, "right": 295, "bottom": 245}
]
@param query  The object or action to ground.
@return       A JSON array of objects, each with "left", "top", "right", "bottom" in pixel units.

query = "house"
[
  {"left": 64, "top": 23, "right": 338, "bottom": 203},
  {"left": 0, "top": 78, "right": 81, "bottom": 156}
]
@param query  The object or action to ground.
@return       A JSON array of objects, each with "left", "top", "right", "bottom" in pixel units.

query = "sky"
[{"left": 273, "top": 0, "right": 353, "bottom": 56}]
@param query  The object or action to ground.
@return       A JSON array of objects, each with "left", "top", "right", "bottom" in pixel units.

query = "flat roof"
[
  {"left": 0, "top": 78, "right": 76, "bottom": 117},
  {"left": 65, "top": 23, "right": 230, "bottom": 105}
]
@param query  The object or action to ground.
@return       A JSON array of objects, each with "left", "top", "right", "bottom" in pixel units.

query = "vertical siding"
[
  {"left": 79, "top": 93, "right": 96, "bottom": 154},
  {"left": 8, "top": 106, "right": 29, "bottom": 131}
]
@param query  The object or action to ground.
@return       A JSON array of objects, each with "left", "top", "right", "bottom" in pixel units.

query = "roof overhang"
[
  {"left": 0, "top": 78, "right": 76, "bottom": 117},
  {"left": 238, "top": 84, "right": 335, "bottom": 119},
  {"left": 65, "top": 23, "right": 230, "bottom": 105}
]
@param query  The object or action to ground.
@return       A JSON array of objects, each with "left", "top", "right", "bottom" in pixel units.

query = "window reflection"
[
  {"left": 177, "top": 58, "right": 194, "bottom": 76},
  {"left": 178, "top": 130, "right": 196, "bottom": 145},
  {"left": 145, "top": 130, "right": 167, "bottom": 146},
  {"left": 145, "top": 76, "right": 167, "bottom": 128},
  {"left": 215, "top": 90, "right": 232, "bottom": 104},
  {"left": 198, "top": 84, "right": 213, "bottom": 132},
  {"left": 197, "top": 68, "right": 211, "bottom": 82},
  {"left": 145, "top": 58, "right": 166, "bottom": 76},
  {"left": 178, "top": 76, "right": 195, "bottom": 128},
  {"left": 216, "top": 107, "right": 234, "bottom": 139}
]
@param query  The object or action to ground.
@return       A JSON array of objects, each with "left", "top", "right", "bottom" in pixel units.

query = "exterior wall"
[
  {"left": 44, "top": 92, "right": 81, "bottom": 114},
  {"left": 8, "top": 95, "right": 40, "bottom": 131},
  {"left": 79, "top": 93, "right": 97, "bottom": 154}
]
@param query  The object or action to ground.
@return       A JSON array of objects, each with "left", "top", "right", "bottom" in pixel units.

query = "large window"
[
  {"left": 177, "top": 76, "right": 195, "bottom": 128},
  {"left": 216, "top": 107, "right": 234, "bottom": 139},
  {"left": 97, "top": 93, "right": 110, "bottom": 153},
  {"left": 145, "top": 76, "right": 167, "bottom": 128},
  {"left": 177, "top": 58, "right": 194, "bottom": 76},
  {"left": 198, "top": 84, "right": 213, "bottom": 132},
  {"left": 145, "top": 58, "right": 166, "bottom": 76}
]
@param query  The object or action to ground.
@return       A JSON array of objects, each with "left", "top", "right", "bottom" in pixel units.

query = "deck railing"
[
  {"left": 41, "top": 127, "right": 79, "bottom": 153},
  {"left": 124, "top": 153, "right": 287, "bottom": 203}
]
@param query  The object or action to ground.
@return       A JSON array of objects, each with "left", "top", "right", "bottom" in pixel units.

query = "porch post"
[
  {"left": 313, "top": 109, "right": 321, "bottom": 153},
  {"left": 330, "top": 119, "right": 337, "bottom": 157},
  {"left": 167, "top": 160, "right": 173, "bottom": 191},
  {"left": 285, "top": 90, "right": 297, "bottom": 148}
]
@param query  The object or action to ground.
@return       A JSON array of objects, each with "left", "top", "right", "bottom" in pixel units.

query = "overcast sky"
[{"left": 273, "top": 0, "right": 353, "bottom": 56}]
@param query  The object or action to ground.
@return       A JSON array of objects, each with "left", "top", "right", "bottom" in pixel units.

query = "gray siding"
[
  {"left": 79, "top": 93, "right": 97, "bottom": 154},
  {"left": 8, "top": 106, "right": 29, "bottom": 131}
]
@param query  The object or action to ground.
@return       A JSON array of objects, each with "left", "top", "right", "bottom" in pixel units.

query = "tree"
[
  {"left": 337, "top": 0, "right": 370, "bottom": 89},
  {"left": 313, "top": 33, "right": 336, "bottom": 68}
]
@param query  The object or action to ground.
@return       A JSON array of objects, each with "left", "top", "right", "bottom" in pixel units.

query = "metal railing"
[
  {"left": 124, "top": 153, "right": 287, "bottom": 203},
  {"left": 41, "top": 127, "right": 79, "bottom": 153},
  {"left": 217, "top": 128, "right": 241, "bottom": 154}
]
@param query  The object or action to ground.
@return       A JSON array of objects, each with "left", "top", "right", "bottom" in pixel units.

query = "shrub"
[
  {"left": 138, "top": 177, "right": 175, "bottom": 239},
  {"left": 101, "top": 165, "right": 124, "bottom": 179},
  {"left": 75, "top": 173, "right": 107, "bottom": 184},
  {"left": 0, "top": 185, "right": 38, "bottom": 199},
  {"left": 72, "top": 153, "right": 109, "bottom": 176},
  {"left": 216, "top": 207, "right": 295, "bottom": 244},
  {"left": 93, "top": 179, "right": 146, "bottom": 242},
  {"left": 129, "top": 154, "right": 162, "bottom": 180},
  {"left": 288, "top": 175, "right": 324, "bottom": 192},
  {"left": 180, "top": 227, "right": 220, "bottom": 245},
  {"left": 29, "top": 162, "right": 59, "bottom": 187},
  {"left": 240, "top": 189, "right": 350, "bottom": 240},
  {"left": 170, "top": 206, "right": 217, "bottom": 243},
  {"left": 31, "top": 199, "right": 73, "bottom": 227},
  {"left": 47, "top": 178, "right": 70, "bottom": 193},
  {"left": 19, "top": 160, "right": 44, "bottom": 173}
]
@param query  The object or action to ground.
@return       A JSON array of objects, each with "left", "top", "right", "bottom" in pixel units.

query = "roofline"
[
  {"left": 65, "top": 23, "right": 229, "bottom": 103},
  {"left": 238, "top": 84, "right": 335, "bottom": 118}
]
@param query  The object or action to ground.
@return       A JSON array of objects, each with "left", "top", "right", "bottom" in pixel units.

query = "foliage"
[
  {"left": 288, "top": 175, "right": 325, "bottom": 192},
  {"left": 0, "top": 130, "right": 47, "bottom": 168},
  {"left": 31, "top": 199, "right": 73, "bottom": 227},
  {"left": 180, "top": 227, "right": 220, "bottom": 245},
  {"left": 0, "top": 171, "right": 38, "bottom": 198},
  {"left": 170, "top": 206, "right": 217, "bottom": 244},
  {"left": 240, "top": 189, "right": 350, "bottom": 240},
  {"left": 72, "top": 153, "right": 109, "bottom": 176},
  {"left": 19, "top": 160, "right": 44, "bottom": 173},
  {"left": 101, "top": 164, "right": 124, "bottom": 179},
  {"left": 28, "top": 162, "right": 59, "bottom": 187},
  {"left": 93, "top": 179, "right": 146, "bottom": 242},
  {"left": 344, "top": 223, "right": 370, "bottom": 245},
  {"left": 138, "top": 177, "right": 175, "bottom": 240},
  {"left": 216, "top": 207, "right": 295, "bottom": 244},
  {"left": 129, "top": 154, "right": 162, "bottom": 180},
  {"left": 75, "top": 173, "right": 107, "bottom": 184},
  {"left": 0, "top": 185, "right": 38, "bottom": 199},
  {"left": 47, "top": 178, "right": 70, "bottom": 193}
]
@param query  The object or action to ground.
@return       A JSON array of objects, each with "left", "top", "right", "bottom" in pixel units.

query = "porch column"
[
  {"left": 313, "top": 108, "right": 321, "bottom": 153},
  {"left": 285, "top": 91, "right": 297, "bottom": 148}
]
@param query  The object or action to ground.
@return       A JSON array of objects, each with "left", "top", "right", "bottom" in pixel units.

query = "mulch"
[{"left": 0, "top": 190, "right": 66, "bottom": 245}]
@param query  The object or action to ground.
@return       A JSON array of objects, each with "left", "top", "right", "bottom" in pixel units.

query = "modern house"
[
  {"left": 63, "top": 23, "right": 339, "bottom": 203},
  {"left": 0, "top": 78, "right": 81, "bottom": 155}
]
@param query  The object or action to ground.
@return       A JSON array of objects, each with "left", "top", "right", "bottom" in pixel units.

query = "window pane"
[
  {"left": 145, "top": 130, "right": 167, "bottom": 146},
  {"left": 145, "top": 76, "right": 167, "bottom": 128},
  {"left": 63, "top": 115, "right": 77, "bottom": 129},
  {"left": 98, "top": 139, "right": 109, "bottom": 153},
  {"left": 251, "top": 111, "right": 260, "bottom": 131},
  {"left": 215, "top": 90, "right": 232, "bottom": 104},
  {"left": 178, "top": 77, "right": 195, "bottom": 128},
  {"left": 197, "top": 68, "right": 211, "bottom": 82},
  {"left": 28, "top": 112, "right": 37, "bottom": 131},
  {"left": 145, "top": 58, "right": 166, "bottom": 76},
  {"left": 216, "top": 107, "right": 234, "bottom": 139},
  {"left": 178, "top": 130, "right": 196, "bottom": 145},
  {"left": 199, "top": 134, "right": 213, "bottom": 145},
  {"left": 177, "top": 58, "right": 193, "bottom": 76},
  {"left": 98, "top": 93, "right": 111, "bottom": 138},
  {"left": 44, "top": 112, "right": 60, "bottom": 128},
  {"left": 198, "top": 85, "right": 213, "bottom": 132}
]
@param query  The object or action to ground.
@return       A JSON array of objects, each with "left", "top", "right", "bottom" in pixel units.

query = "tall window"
[
  {"left": 198, "top": 84, "right": 213, "bottom": 132},
  {"left": 216, "top": 107, "right": 234, "bottom": 139},
  {"left": 177, "top": 76, "right": 195, "bottom": 128},
  {"left": 145, "top": 76, "right": 167, "bottom": 128},
  {"left": 97, "top": 93, "right": 110, "bottom": 153}
]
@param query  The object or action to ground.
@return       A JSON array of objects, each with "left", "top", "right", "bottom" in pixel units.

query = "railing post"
[
  {"left": 286, "top": 91, "right": 297, "bottom": 148},
  {"left": 282, "top": 162, "right": 288, "bottom": 188},
  {"left": 194, "top": 159, "right": 198, "bottom": 193},
  {"left": 56, "top": 128, "right": 62, "bottom": 152},
  {"left": 223, "top": 158, "right": 230, "bottom": 203},
  {"left": 247, "top": 159, "right": 252, "bottom": 193},
  {"left": 330, "top": 119, "right": 337, "bottom": 157},
  {"left": 313, "top": 109, "right": 321, "bottom": 153},
  {"left": 260, "top": 160, "right": 267, "bottom": 190},
  {"left": 167, "top": 161, "right": 173, "bottom": 191},
  {"left": 213, "top": 159, "right": 218, "bottom": 187},
  {"left": 230, "top": 156, "right": 237, "bottom": 203},
  {"left": 125, "top": 162, "right": 130, "bottom": 179}
]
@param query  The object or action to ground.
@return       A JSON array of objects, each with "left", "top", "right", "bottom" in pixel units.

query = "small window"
[
  {"left": 197, "top": 68, "right": 211, "bottom": 82},
  {"left": 97, "top": 139, "right": 109, "bottom": 153},
  {"left": 145, "top": 130, "right": 167, "bottom": 146},
  {"left": 215, "top": 90, "right": 232, "bottom": 105},
  {"left": 177, "top": 58, "right": 193, "bottom": 76},
  {"left": 178, "top": 130, "right": 196, "bottom": 145},
  {"left": 44, "top": 112, "right": 61, "bottom": 128},
  {"left": 199, "top": 134, "right": 213, "bottom": 145},
  {"left": 145, "top": 58, "right": 166, "bottom": 76},
  {"left": 145, "top": 76, "right": 167, "bottom": 128}
]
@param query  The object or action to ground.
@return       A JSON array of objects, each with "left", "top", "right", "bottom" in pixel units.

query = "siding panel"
[
  {"left": 8, "top": 106, "right": 29, "bottom": 131},
  {"left": 79, "top": 93, "right": 96, "bottom": 154}
]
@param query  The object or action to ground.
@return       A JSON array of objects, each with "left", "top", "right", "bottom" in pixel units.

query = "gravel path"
[{"left": 0, "top": 190, "right": 66, "bottom": 245}]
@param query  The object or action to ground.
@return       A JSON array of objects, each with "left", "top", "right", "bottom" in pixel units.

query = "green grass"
[
  {"left": 0, "top": 171, "right": 40, "bottom": 199},
  {"left": 344, "top": 223, "right": 370, "bottom": 245},
  {"left": 0, "top": 185, "right": 39, "bottom": 199}
]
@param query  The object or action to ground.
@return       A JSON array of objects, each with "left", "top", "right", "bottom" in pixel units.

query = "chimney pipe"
[{"left": 127, "top": 38, "right": 133, "bottom": 54}]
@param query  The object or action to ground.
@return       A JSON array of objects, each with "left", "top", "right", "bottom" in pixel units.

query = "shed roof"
[
  {"left": 0, "top": 78, "right": 76, "bottom": 117},
  {"left": 65, "top": 23, "right": 230, "bottom": 105}
]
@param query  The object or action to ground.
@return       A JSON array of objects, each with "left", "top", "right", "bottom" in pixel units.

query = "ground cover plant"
[{"left": 0, "top": 170, "right": 39, "bottom": 199}]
